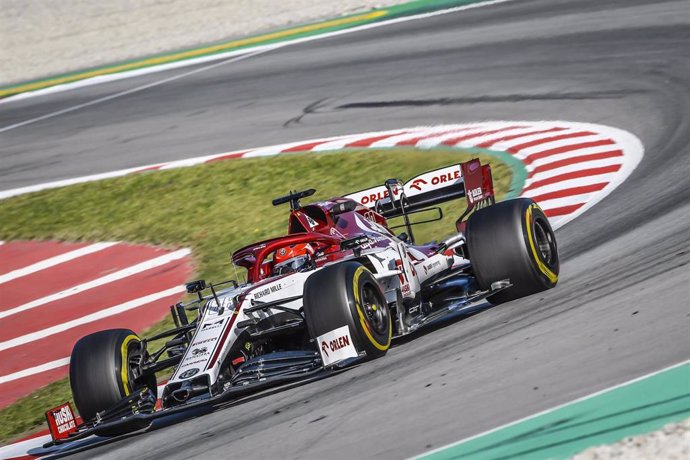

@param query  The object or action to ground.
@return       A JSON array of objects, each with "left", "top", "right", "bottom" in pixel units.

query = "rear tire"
[
  {"left": 69, "top": 329, "right": 155, "bottom": 422},
  {"left": 304, "top": 262, "right": 392, "bottom": 361},
  {"left": 466, "top": 198, "right": 559, "bottom": 304}
]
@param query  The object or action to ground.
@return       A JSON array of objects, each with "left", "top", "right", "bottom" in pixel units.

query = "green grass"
[{"left": 0, "top": 148, "right": 513, "bottom": 443}]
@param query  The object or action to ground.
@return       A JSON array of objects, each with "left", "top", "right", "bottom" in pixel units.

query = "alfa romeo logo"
[{"left": 179, "top": 368, "right": 200, "bottom": 379}]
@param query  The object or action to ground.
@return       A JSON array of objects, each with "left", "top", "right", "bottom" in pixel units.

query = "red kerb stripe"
[
  {"left": 395, "top": 127, "right": 479, "bottom": 146},
  {"left": 133, "top": 165, "right": 163, "bottom": 173},
  {"left": 441, "top": 126, "right": 529, "bottom": 146},
  {"left": 507, "top": 131, "right": 597, "bottom": 153},
  {"left": 544, "top": 203, "right": 585, "bottom": 217},
  {"left": 529, "top": 183, "right": 607, "bottom": 203},
  {"left": 523, "top": 165, "right": 621, "bottom": 192},
  {"left": 280, "top": 141, "right": 330, "bottom": 153},
  {"left": 521, "top": 139, "right": 616, "bottom": 165},
  {"left": 528, "top": 150, "right": 623, "bottom": 177},
  {"left": 474, "top": 127, "right": 567, "bottom": 148},
  {"left": 344, "top": 132, "right": 409, "bottom": 148},
  {"left": 0, "top": 242, "right": 90, "bottom": 275},
  {"left": 205, "top": 151, "right": 249, "bottom": 162}
]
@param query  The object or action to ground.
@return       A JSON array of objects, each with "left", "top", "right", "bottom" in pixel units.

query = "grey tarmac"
[{"left": 1, "top": 0, "right": 689, "bottom": 458}]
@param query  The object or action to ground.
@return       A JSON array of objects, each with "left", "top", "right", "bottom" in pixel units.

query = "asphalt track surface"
[{"left": 1, "top": 0, "right": 689, "bottom": 458}]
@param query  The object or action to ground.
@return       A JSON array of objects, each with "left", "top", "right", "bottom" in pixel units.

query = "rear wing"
[{"left": 345, "top": 159, "right": 494, "bottom": 219}]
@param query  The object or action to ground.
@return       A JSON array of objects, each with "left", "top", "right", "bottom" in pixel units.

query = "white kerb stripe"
[
  {"left": 528, "top": 144, "right": 624, "bottom": 169},
  {"left": 532, "top": 193, "right": 599, "bottom": 211},
  {"left": 523, "top": 174, "right": 616, "bottom": 196},
  {"left": 479, "top": 128, "right": 584, "bottom": 151},
  {"left": 512, "top": 134, "right": 609, "bottom": 159},
  {"left": 0, "top": 286, "right": 185, "bottom": 351},
  {"left": 0, "top": 242, "right": 118, "bottom": 284},
  {"left": 452, "top": 126, "right": 566, "bottom": 149},
  {"left": 415, "top": 125, "right": 528, "bottom": 149},
  {"left": 526, "top": 157, "right": 623, "bottom": 179},
  {"left": 0, "top": 357, "right": 70, "bottom": 384},
  {"left": 0, "top": 248, "right": 190, "bottom": 319}
]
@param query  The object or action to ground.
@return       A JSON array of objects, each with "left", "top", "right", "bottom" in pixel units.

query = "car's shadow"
[{"left": 391, "top": 301, "right": 495, "bottom": 347}]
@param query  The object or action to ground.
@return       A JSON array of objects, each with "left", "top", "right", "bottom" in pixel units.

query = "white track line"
[
  {"left": 0, "top": 286, "right": 185, "bottom": 352},
  {"left": 0, "top": 249, "right": 190, "bottom": 319},
  {"left": 0, "top": 357, "right": 71, "bottom": 384},
  {"left": 412, "top": 358, "right": 690, "bottom": 459},
  {"left": 0, "top": 242, "right": 118, "bottom": 284},
  {"left": 0, "top": 47, "right": 281, "bottom": 134}
]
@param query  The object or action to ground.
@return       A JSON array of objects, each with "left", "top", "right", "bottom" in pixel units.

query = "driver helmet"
[{"left": 273, "top": 243, "right": 314, "bottom": 275}]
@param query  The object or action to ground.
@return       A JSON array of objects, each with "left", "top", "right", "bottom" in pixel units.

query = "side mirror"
[{"left": 186, "top": 280, "right": 207, "bottom": 294}]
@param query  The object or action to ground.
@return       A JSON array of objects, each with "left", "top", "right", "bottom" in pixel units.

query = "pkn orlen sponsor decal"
[
  {"left": 317, "top": 325, "right": 358, "bottom": 366},
  {"left": 409, "top": 167, "right": 461, "bottom": 192},
  {"left": 347, "top": 165, "right": 462, "bottom": 206}
]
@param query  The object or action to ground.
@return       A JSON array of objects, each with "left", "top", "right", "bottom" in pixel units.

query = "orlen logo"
[
  {"left": 409, "top": 170, "right": 462, "bottom": 192},
  {"left": 410, "top": 178, "right": 428, "bottom": 191},
  {"left": 430, "top": 170, "right": 461, "bottom": 185},
  {"left": 359, "top": 188, "right": 400, "bottom": 205},
  {"left": 321, "top": 334, "right": 352, "bottom": 357},
  {"left": 51, "top": 406, "right": 76, "bottom": 434}
]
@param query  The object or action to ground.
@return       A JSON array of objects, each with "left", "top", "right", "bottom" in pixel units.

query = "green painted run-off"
[{"left": 419, "top": 362, "right": 690, "bottom": 459}]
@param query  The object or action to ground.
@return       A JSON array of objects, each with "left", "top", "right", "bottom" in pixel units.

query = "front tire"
[
  {"left": 70, "top": 329, "right": 155, "bottom": 422},
  {"left": 303, "top": 262, "right": 392, "bottom": 361},
  {"left": 466, "top": 198, "right": 559, "bottom": 304}
]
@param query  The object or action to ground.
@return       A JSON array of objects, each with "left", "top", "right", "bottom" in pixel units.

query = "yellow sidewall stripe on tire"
[
  {"left": 353, "top": 266, "right": 392, "bottom": 352},
  {"left": 120, "top": 334, "right": 139, "bottom": 396},
  {"left": 526, "top": 204, "right": 558, "bottom": 284}
]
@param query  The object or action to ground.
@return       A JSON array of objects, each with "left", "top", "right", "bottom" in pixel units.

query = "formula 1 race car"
[{"left": 45, "top": 159, "right": 559, "bottom": 444}]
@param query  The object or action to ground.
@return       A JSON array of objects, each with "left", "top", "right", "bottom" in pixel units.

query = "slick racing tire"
[
  {"left": 70, "top": 329, "right": 156, "bottom": 423},
  {"left": 466, "top": 198, "right": 559, "bottom": 304},
  {"left": 304, "top": 261, "right": 392, "bottom": 361}
]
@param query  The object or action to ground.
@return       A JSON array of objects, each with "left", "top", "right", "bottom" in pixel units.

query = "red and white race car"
[{"left": 46, "top": 159, "right": 559, "bottom": 444}]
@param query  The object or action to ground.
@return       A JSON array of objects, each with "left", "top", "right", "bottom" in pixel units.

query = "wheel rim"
[
  {"left": 126, "top": 342, "right": 145, "bottom": 392},
  {"left": 533, "top": 217, "right": 557, "bottom": 268},
  {"left": 360, "top": 281, "right": 389, "bottom": 336}
]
